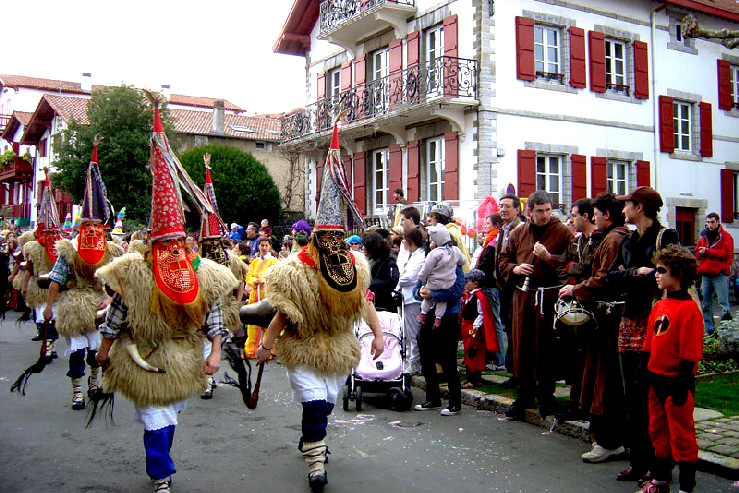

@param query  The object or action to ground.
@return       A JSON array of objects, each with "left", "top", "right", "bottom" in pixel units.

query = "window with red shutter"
[
  {"left": 700, "top": 102, "right": 713, "bottom": 157},
  {"left": 636, "top": 160, "right": 650, "bottom": 187},
  {"left": 589, "top": 31, "right": 606, "bottom": 93},
  {"left": 517, "top": 150, "right": 536, "bottom": 197},
  {"left": 591, "top": 157, "right": 607, "bottom": 197},
  {"left": 388, "top": 144, "right": 402, "bottom": 195},
  {"left": 720, "top": 168, "right": 735, "bottom": 224},
  {"left": 569, "top": 28, "right": 586, "bottom": 89},
  {"left": 316, "top": 72, "right": 326, "bottom": 101},
  {"left": 515, "top": 17, "right": 535, "bottom": 82},
  {"left": 341, "top": 61, "right": 352, "bottom": 91},
  {"left": 718, "top": 60, "right": 733, "bottom": 110},
  {"left": 571, "top": 154, "right": 586, "bottom": 201},
  {"left": 407, "top": 140, "right": 420, "bottom": 203},
  {"left": 443, "top": 15, "right": 458, "bottom": 97},
  {"left": 353, "top": 152, "right": 366, "bottom": 215},
  {"left": 315, "top": 160, "right": 324, "bottom": 208},
  {"left": 659, "top": 96, "right": 675, "bottom": 153},
  {"left": 389, "top": 39, "right": 403, "bottom": 108},
  {"left": 407, "top": 31, "right": 420, "bottom": 67},
  {"left": 444, "top": 132, "right": 459, "bottom": 201},
  {"left": 633, "top": 41, "right": 649, "bottom": 99}
]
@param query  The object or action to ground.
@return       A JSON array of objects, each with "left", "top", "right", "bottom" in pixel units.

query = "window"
[
  {"left": 536, "top": 155, "right": 561, "bottom": 206},
  {"left": 425, "top": 25, "right": 443, "bottom": 96},
  {"left": 424, "top": 137, "right": 445, "bottom": 202},
  {"left": 673, "top": 101, "right": 692, "bottom": 152},
  {"left": 194, "top": 135, "right": 208, "bottom": 146},
  {"left": 255, "top": 142, "right": 266, "bottom": 149},
  {"left": 732, "top": 65, "right": 739, "bottom": 108},
  {"left": 327, "top": 67, "right": 341, "bottom": 101},
  {"left": 38, "top": 138, "right": 47, "bottom": 158},
  {"left": 370, "top": 48, "right": 388, "bottom": 82},
  {"left": 368, "top": 48, "right": 389, "bottom": 116},
  {"left": 607, "top": 160, "right": 629, "bottom": 196},
  {"left": 605, "top": 39, "right": 628, "bottom": 95},
  {"left": 370, "top": 148, "right": 388, "bottom": 215},
  {"left": 534, "top": 25, "right": 562, "bottom": 82}
]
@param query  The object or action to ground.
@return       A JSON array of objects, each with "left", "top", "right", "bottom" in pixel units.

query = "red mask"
[
  {"left": 78, "top": 221, "right": 107, "bottom": 265},
  {"left": 38, "top": 228, "right": 61, "bottom": 262},
  {"left": 152, "top": 238, "right": 200, "bottom": 304}
]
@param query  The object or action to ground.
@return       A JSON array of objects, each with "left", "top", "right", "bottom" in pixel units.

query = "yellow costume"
[{"left": 244, "top": 253, "right": 279, "bottom": 357}]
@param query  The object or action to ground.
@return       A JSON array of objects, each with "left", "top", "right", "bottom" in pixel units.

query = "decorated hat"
[
  {"left": 62, "top": 213, "right": 72, "bottom": 234},
  {"left": 37, "top": 169, "right": 60, "bottom": 233},
  {"left": 80, "top": 135, "right": 111, "bottom": 226},
  {"left": 200, "top": 153, "right": 227, "bottom": 240},
  {"left": 314, "top": 121, "right": 364, "bottom": 232},
  {"left": 112, "top": 207, "right": 125, "bottom": 234},
  {"left": 72, "top": 208, "right": 81, "bottom": 230}
]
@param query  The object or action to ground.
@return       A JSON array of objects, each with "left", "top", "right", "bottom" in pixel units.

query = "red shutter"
[
  {"left": 388, "top": 144, "right": 402, "bottom": 196},
  {"left": 589, "top": 31, "right": 606, "bottom": 93},
  {"left": 353, "top": 152, "right": 366, "bottom": 215},
  {"left": 591, "top": 156, "right": 607, "bottom": 197},
  {"left": 700, "top": 102, "right": 713, "bottom": 157},
  {"left": 341, "top": 61, "right": 352, "bottom": 91},
  {"left": 721, "top": 169, "right": 735, "bottom": 223},
  {"left": 389, "top": 39, "right": 403, "bottom": 108},
  {"left": 443, "top": 15, "right": 458, "bottom": 97},
  {"left": 636, "top": 160, "right": 651, "bottom": 187},
  {"left": 316, "top": 72, "right": 326, "bottom": 100},
  {"left": 315, "top": 160, "right": 325, "bottom": 208},
  {"left": 718, "top": 60, "right": 733, "bottom": 110},
  {"left": 515, "top": 17, "right": 535, "bottom": 81},
  {"left": 517, "top": 150, "right": 536, "bottom": 197},
  {"left": 407, "top": 31, "right": 420, "bottom": 67},
  {"left": 633, "top": 40, "right": 649, "bottom": 99},
  {"left": 354, "top": 55, "right": 366, "bottom": 119},
  {"left": 659, "top": 96, "right": 675, "bottom": 153},
  {"left": 444, "top": 132, "right": 459, "bottom": 201},
  {"left": 407, "top": 140, "right": 420, "bottom": 203},
  {"left": 569, "top": 27, "right": 586, "bottom": 89},
  {"left": 571, "top": 154, "right": 586, "bottom": 201}
]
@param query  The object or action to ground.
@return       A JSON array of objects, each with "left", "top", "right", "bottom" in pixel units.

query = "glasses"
[{"left": 655, "top": 266, "right": 668, "bottom": 274}]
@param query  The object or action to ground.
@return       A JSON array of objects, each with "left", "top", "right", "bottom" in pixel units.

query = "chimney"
[
  {"left": 212, "top": 100, "right": 225, "bottom": 135},
  {"left": 160, "top": 84, "right": 171, "bottom": 101},
  {"left": 81, "top": 72, "right": 92, "bottom": 92}
]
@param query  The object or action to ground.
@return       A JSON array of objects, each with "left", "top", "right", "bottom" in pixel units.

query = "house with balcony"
[{"left": 276, "top": 0, "right": 739, "bottom": 245}]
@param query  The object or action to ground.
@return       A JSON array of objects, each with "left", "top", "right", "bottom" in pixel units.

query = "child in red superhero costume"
[
  {"left": 460, "top": 269, "right": 499, "bottom": 389},
  {"left": 640, "top": 245, "right": 702, "bottom": 493}
]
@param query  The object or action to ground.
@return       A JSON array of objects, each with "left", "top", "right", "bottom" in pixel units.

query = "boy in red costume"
[
  {"left": 460, "top": 269, "right": 498, "bottom": 388},
  {"left": 640, "top": 245, "right": 703, "bottom": 493}
]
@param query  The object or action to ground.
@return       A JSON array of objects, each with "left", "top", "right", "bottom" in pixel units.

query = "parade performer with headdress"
[
  {"left": 198, "top": 152, "right": 247, "bottom": 398},
  {"left": 255, "top": 121, "right": 384, "bottom": 492},
  {"left": 95, "top": 98, "right": 237, "bottom": 493},
  {"left": 42, "top": 137, "right": 125, "bottom": 410}
]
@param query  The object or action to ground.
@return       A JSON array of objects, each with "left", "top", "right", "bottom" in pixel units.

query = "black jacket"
[{"left": 369, "top": 255, "right": 400, "bottom": 313}]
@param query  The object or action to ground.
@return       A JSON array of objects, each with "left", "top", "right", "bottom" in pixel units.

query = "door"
[
  {"left": 676, "top": 207, "right": 696, "bottom": 246},
  {"left": 368, "top": 48, "right": 389, "bottom": 116}
]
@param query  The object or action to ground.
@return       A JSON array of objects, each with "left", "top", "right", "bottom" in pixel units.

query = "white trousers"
[{"left": 287, "top": 365, "right": 345, "bottom": 404}]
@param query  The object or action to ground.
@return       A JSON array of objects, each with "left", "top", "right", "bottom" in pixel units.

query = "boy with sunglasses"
[{"left": 639, "top": 245, "right": 703, "bottom": 493}]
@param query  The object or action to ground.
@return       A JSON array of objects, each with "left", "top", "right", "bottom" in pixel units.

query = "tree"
[
  {"left": 179, "top": 144, "right": 282, "bottom": 229},
  {"left": 52, "top": 85, "right": 175, "bottom": 225}
]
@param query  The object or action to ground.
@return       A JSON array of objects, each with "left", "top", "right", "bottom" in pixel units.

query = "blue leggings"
[
  {"left": 301, "top": 400, "right": 334, "bottom": 443},
  {"left": 66, "top": 348, "right": 99, "bottom": 379},
  {"left": 144, "top": 425, "right": 176, "bottom": 480}
]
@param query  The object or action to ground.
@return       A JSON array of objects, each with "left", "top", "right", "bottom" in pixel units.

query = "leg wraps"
[
  {"left": 301, "top": 439, "right": 328, "bottom": 476},
  {"left": 67, "top": 349, "right": 86, "bottom": 378},
  {"left": 301, "top": 400, "right": 333, "bottom": 444},
  {"left": 144, "top": 425, "right": 177, "bottom": 480},
  {"left": 86, "top": 348, "right": 100, "bottom": 368}
]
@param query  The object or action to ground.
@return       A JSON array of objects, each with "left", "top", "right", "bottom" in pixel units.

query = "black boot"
[
  {"left": 32, "top": 323, "right": 44, "bottom": 341},
  {"left": 678, "top": 462, "right": 696, "bottom": 493}
]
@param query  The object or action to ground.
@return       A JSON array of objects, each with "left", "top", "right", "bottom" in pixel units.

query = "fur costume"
[
  {"left": 128, "top": 239, "right": 148, "bottom": 255},
  {"left": 13, "top": 229, "right": 36, "bottom": 291},
  {"left": 222, "top": 254, "right": 247, "bottom": 330},
  {"left": 265, "top": 249, "right": 370, "bottom": 375},
  {"left": 52, "top": 239, "right": 124, "bottom": 338},
  {"left": 96, "top": 253, "right": 237, "bottom": 406},
  {"left": 22, "top": 240, "right": 53, "bottom": 308}
]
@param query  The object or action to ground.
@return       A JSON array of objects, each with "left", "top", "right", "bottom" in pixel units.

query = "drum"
[{"left": 554, "top": 298, "right": 596, "bottom": 344}]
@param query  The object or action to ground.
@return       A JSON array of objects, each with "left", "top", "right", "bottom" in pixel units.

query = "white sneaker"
[
  {"left": 440, "top": 406, "right": 461, "bottom": 416},
  {"left": 581, "top": 443, "right": 625, "bottom": 463},
  {"left": 153, "top": 477, "right": 171, "bottom": 493}
]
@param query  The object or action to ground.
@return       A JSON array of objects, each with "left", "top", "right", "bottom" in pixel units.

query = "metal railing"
[
  {"left": 282, "top": 56, "right": 477, "bottom": 142},
  {"left": 0, "top": 114, "right": 10, "bottom": 134},
  {"left": 319, "top": 0, "right": 415, "bottom": 37}
]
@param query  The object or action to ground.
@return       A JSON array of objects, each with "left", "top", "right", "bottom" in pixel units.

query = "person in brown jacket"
[
  {"left": 558, "top": 193, "right": 631, "bottom": 464},
  {"left": 498, "top": 191, "right": 573, "bottom": 418}
]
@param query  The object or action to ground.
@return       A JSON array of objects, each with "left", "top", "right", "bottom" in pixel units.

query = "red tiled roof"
[
  {"left": 1, "top": 111, "right": 34, "bottom": 140},
  {"left": 13, "top": 111, "right": 33, "bottom": 126},
  {"left": 0, "top": 74, "right": 88, "bottom": 95},
  {"left": 21, "top": 95, "right": 90, "bottom": 143},
  {"left": 274, "top": 0, "right": 318, "bottom": 56},
  {"left": 168, "top": 94, "right": 243, "bottom": 112},
  {"left": 170, "top": 109, "right": 282, "bottom": 141},
  {"left": 664, "top": 0, "right": 739, "bottom": 21}
]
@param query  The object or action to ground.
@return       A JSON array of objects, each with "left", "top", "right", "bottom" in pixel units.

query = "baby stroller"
[{"left": 343, "top": 307, "right": 413, "bottom": 411}]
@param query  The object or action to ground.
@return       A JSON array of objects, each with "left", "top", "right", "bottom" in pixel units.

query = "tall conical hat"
[
  {"left": 199, "top": 153, "right": 227, "bottom": 240},
  {"left": 36, "top": 169, "right": 61, "bottom": 261},
  {"left": 80, "top": 135, "right": 111, "bottom": 226},
  {"left": 314, "top": 121, "right": 363, "bottom": 231}
]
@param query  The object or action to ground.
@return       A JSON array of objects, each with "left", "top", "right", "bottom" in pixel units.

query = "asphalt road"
[{"left": 0, "top": 313, "right": 734, "bottom": 493}]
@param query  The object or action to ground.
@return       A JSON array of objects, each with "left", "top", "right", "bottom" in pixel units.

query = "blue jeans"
[
  {"left": 702, "top": 274, "right": 731, "bottom": 335},
  {"left": 482, "top": 287, "right": 505, "bottom": 367}
]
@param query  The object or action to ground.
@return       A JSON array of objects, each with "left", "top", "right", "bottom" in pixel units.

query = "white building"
[{"left": 275, "top": 0, "right": 739, "bottom": 244}]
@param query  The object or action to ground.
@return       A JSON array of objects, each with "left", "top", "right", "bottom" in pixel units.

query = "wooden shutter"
[
  {"left": 443, "top": 15, "right": 458, "bottom": 97},
  {"left": 354, "top": 55, "right": 366, "bottom": 119},
  {"left": 517, "top": 150, "right": 536, "bottom": 197},
  {"left": 389, "top": 39, "right": 403, "bottom": 107},
  {"left": 388, "top": 144, "right": 402, "bottom": 195},
  {"left": 718, "top": 60, "right": 733, "bottom": 111},
  {"left": 341, "top": 61, "right": 352, "bottom": 91},
  {"left": 515, "top": 17, "right": 535, "bottom": 81},
  {"left": 315, "top": 160, "right": 325, "bottom": 208},
  {"left": 444, "top": 132, "right": 459, "bottom": 201},
  {"left": 721, "top": 169, "right": 735, "bottom": 223},
  {"left": 316, "top": 72, "right": 326, "bottom": 100},
  {"left": 571, "top": 154, "right": 586, "bottom": 202},
  {"left": 443, "top": 15, "right": 458, "bottom": 58},
  {"left": 659, "top": 96, "right": 675, "bottom": 153},
  {"left": 591, "top": 156, "right": 607, "bottom": 197},
  {"left": 700, "top": 102, "right": 713, "bottom": 157},
  {"left": 636, "top": 160, "right": 650, "bottom": 187},
  {"left": 633, "top": 40, "right": 649, "bottom": 99},
  {"left": 589, "top": 31, "right": 606, "bottom": 93},
  {"left": 407, "top": 140, "right": 420, "bottom": 203},
  {"left": 569, "top": 27, "right": 586, "bottom": 89},
  {"left": 407, "top": 31, "right": 420, "bottom": 67},
  {"left": 353, "top": 152, "right": 366, "bottom": 215}
]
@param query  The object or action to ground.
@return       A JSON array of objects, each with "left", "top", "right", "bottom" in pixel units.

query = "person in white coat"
[{"left": 397, "top": 227, "right": 426, "bottom": 374}]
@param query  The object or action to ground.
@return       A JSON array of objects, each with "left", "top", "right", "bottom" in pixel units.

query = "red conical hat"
[
  {"left": 199, "top": 156, "right": 225, "bottom": 240},
  {"left": 149, "top": 107, "right": 186, "bottom": 242}
]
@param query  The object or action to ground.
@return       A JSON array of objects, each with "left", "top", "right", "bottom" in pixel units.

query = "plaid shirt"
[
  {"left": 48, "top": 255, "right": 72, "bottom": 285},
  {"left": 99, "top": 292, "right": 228, "bottom": 341}
]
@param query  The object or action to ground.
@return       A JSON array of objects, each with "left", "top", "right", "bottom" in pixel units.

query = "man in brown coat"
[
  {"left": 498, "top": 191, "right": 573, "bottom": 418},
  {"left": 558, "top": 193, "right": 630, "bottom": 463}
]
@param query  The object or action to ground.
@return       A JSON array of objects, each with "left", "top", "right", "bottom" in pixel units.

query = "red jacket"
[{"left": 695, "top": 226, "right": 734, "bottom": 276}]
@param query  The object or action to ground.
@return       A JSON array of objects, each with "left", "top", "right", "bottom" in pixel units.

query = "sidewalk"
[{"left": 412, "top": 370, "right": 739, "bottom": 480}]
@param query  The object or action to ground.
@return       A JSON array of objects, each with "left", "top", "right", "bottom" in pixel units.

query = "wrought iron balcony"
[
  {"left": 281, "top": 56, "right": 477, "bottom": 142},
  {"left": 318, "top": 0, "right": 416, "bottom": 42}
]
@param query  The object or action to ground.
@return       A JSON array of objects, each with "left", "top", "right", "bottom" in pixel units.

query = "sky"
[{"left": 3, "top": 0, "right": 306, "bottom": 115}]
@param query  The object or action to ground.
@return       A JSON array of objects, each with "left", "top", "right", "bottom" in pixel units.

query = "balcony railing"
[
  {"left": 0, "top": 204, "right": 30, "bottom": 219},
  {"left": 282, "top": 56, "right": 477, "bottom": 142},
  {"left": 0, "top": 158, "right": 33, "bottom": 183},
  {"left": 319, "top": 0, "right": 414, "bottom": 37},
  {"left": 0, "top": 114, "right": 10, "bottom": 134}
]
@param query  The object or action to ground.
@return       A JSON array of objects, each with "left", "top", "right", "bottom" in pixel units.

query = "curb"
[{"left": 411, "top": 375, "right": 739, "bottom": 480}]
